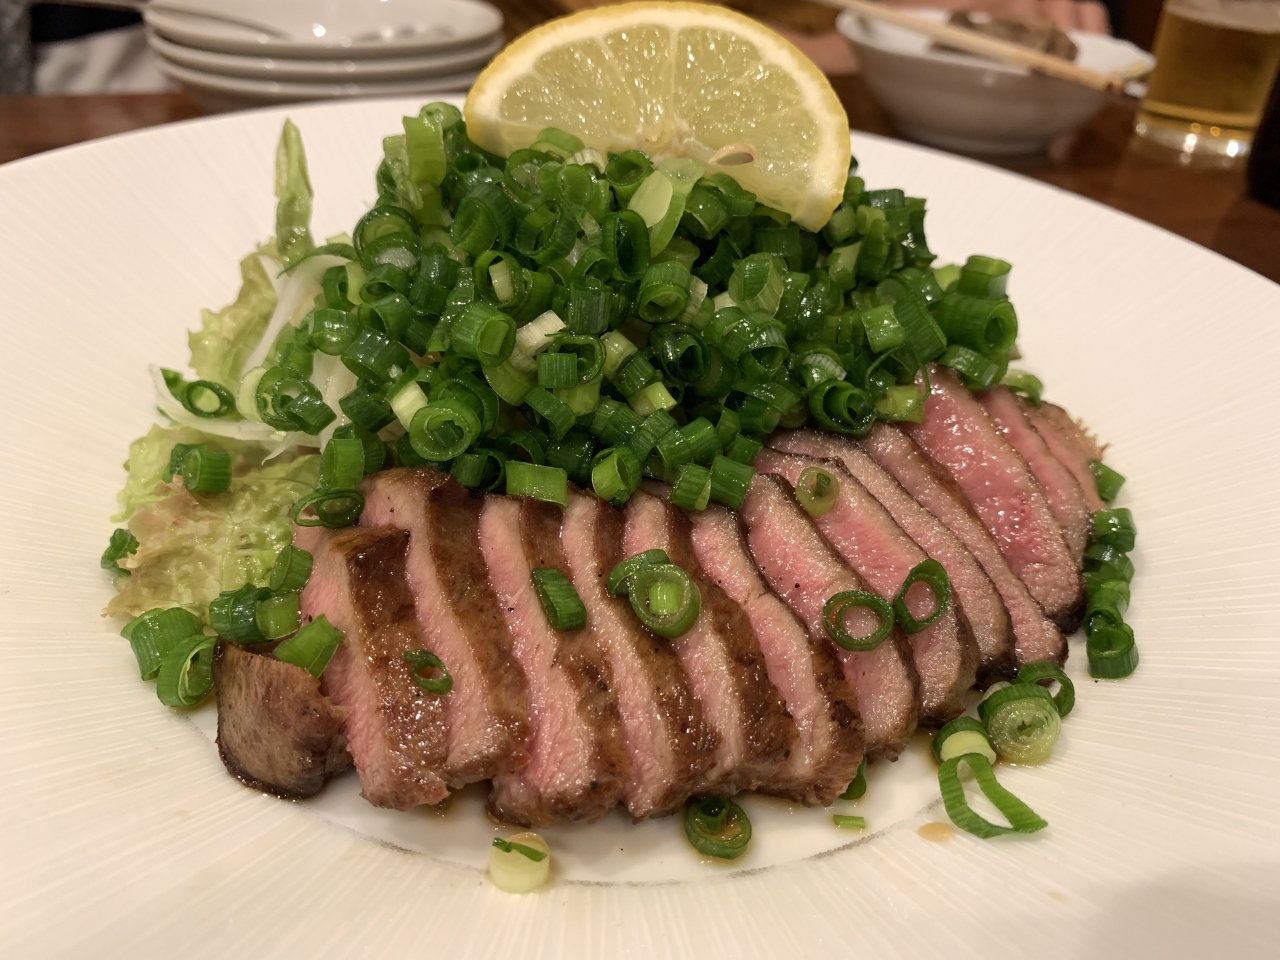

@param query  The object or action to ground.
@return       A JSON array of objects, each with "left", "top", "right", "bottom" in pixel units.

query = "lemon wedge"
[{"left": 464, "top": 1, "right": 850, "bottom": 230}]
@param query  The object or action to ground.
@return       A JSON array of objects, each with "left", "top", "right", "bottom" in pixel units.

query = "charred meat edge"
[
  {"left": 1022, "top": 399, "right": 1108, "bottom": 513},
  {"left": 480, "top": 495, "right": 628, "bottom": 826},
  {"left": 361, "top": 467, "right": 530, "bottom": 786},
  {"left": 738, "top": 473, "right": 920, "bottom": 761},
  {"left": 686, "top": 502, "right": 864, "bottom": 805},
  {"left": 297, "top": 524, "right": 451, "bottom": 809},
  {"left": 905, "top": 365, "right": 1084, "bottom": 629},
  {"left": 770, "top": 429, "right": 1016, "bottom": 687},
  {"left": 213, "top": 639, "right": 351, "bottom": 799},
  {"left": 756, "top": 448, "right": 978, "bottom": 726},
  {"left": 562, "top": 489, "right": 716, "bottom": 820}
]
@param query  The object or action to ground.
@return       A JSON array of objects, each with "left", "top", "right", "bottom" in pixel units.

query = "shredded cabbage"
[{"left": 187, "top": 250, "right": 279, "bottom": 391}]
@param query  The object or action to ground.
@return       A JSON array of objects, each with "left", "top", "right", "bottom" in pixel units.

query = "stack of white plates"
[{"left": 144, "top": 0, "right": 504, "bottom": 112}]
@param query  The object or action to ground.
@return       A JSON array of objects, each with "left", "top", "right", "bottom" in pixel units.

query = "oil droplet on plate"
[{"left": 917, "top": 822, "right": 956, "bottom": 843}]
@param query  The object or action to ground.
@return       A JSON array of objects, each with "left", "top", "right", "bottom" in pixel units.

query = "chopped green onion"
[
  {"left": 684, "top": 796, "right": 751, "bottom": 860},
  {"left": 629, "top": 381, "right": 678, "bottom": 418},
  {"left": 978, "top": 683, "right": 1061, "bottom": 764},
  {"left": 957, "top": 254, "right": 1011, "bottom": 299},
  {"left": 839, "top": 757, "right": 868, "bottom": 799},
  {"left": 342, "top": 329, "right": 412, "bottom": 385},
  {"left": 1087, "top": 622, "right": 1139, "bottom": 679},
  {"left": 339, "top": 385, "right": 396, "bottom": 434},
  {"left": 505, "top": 461, "right": 568, "bottom": 506},
  {"left": 600, "top": 330, "right": 639, "bottom": 379},
  {"left": 936, "top": 292, "right": 1018, "bottom": 356},
  {"left": 833, "top": 815, "right": 866, "bottom": 830},
  {"left": 875, "top": 384, "right": 926, "bottom": 423},
  {"left": 932, "top": 716, "right": 997, "bottom": 765},
  {"left": 531, "top": 568, "right": 587, "bottom": 631},
  {"left": 492, "top": 837, "right": 549, "bottom": 862},
  {"left": 822, "top": 590, "right": 894, "bottom": 651},
  {"left": 627, "top": 563, "right": 701, "bottom": 638},
  {"left": 180, "top": 379, "right": 236, "bottom": 419},
  {"left": 274, "top": 614, "right": 343, "bottom": 677},
  {"left": 938, "top": 753, "right": 1048, "bottom": 838},
  {"left": 809, "top": 380, "right": 875, "bottom": 435},
  {"left": 671, "top": 463, "right": 713, "bottom": 510},
  {"left": 101, "top": 528, "right": 139, "bottom": 576},
  {"left": 796, "top": 466, "right": 840, "bottom": 517},
  {"left": 1084, "top": 541, "right": 1135, "bottom": 583},
  {"left": 536, "top": 350, "right": 578, "bottom": 389},
  {"left": 637, "top": 261, "right": 693, "bottom": 323},
  {"left": 607, "top": 549, "right": 671, "bottom": 597},
  {"left": 1089, "top": 460, "right": 1126, "bottom": 503},
  {"left": 156, "top": 633, "right": 217, "bottom": 708},
  {"left": 727, "top": 252, "right": 785, "bottom": 316},
  {"left": 892, "top": 559, "right": 952, "bottom": 634},
  {"left": 940, "top": 344, "right": 1000, "bottom": 389},
  {"left": 320, "top": 437, "right": 365, "bottom": 492},
  {"left": 269, "top": 545, "right": 313, "bottom": 593},
  {"left": 209, "top": 583, "right": 270, "bottom": 643},
  {"left": 179, "top": 446, "right": 231, "bottom": 494},
  {"left": 708, "top": 454, "right": 754, "bottom": 511},
  {"left": 403, "top": 648, "right": 453, "bottom": 694},
  {"left": 861, "top": 304, "right": 905, "bottom": 353},
  {"left": 523, "top": 385, "right": 577, "bottom": 441},
  {"left": 410, "top": 397, "right": 482, "bottom": 462},
  {"left": 1001, "top": 368, "right": 1043, "bottom": 405},
  {"left": 723, "top": 434, "right": 762, "bottom": 465},
  {"left": 255, "top": 592, "right": 301, "bottom": 641},
  {"left": 1015, "top": 661, "right": 1075, "bottom": 717},
  {"left": 121, "top": 606, "right": 203, "bottom": 680},
  {"left": 1092, "top": 508, "right": 1136, "bottom": 552},
  {"left": 591, "top": 446, "right": 642, "bottom": 506},
  {"left": 452, "top": 302, "right": 516, "bottom": 367},
  {"left": 292, "top": 489, "right": 365, "bottom": 529}
]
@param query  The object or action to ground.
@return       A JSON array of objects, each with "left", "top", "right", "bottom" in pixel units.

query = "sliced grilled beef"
[
  {"left": 479, "top": 495, "right": 628, "bottom": 826},
  {"left": 213, "top": 640, "right": 351, "bottom": 799},
  {"left": 361, "top": 467, "right": 530, "bottom": 786},
  {"left": 686, "top": 503, "right": 864, "bottom": 804},
  {"left": 756, "top": 449, "right": 978, "bottom": 725},
  {"left": 771, "top": 429, "right": 1015, "bottom": 686},
  {"left": 1022, "top": 400, "right": 1107, "bottom": 512},
  {"left": 904, "top": 365, "right": 1084, "bottom": 628},
  {"left": 980, "top": 386, "right": 1091, "bottom": 565},
  {"left": 738, "top": 474, "right": 920, "bottom": 760},
  {"left": 623, "top": 489, "right": 797, "bottom": 792},
  {"left": 561, "top": 489, "right": 716, "bottom": 819},
  {"left": 297, "top": 525, "right": 450, "bottom": 809},
  {"left": 860, "top": 422, "right": 1067, "bottom": 665}
]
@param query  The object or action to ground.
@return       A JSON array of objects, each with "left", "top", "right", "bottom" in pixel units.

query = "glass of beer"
[{"left": 1135, "top": 0, "right": 1280, "bottom": 160}]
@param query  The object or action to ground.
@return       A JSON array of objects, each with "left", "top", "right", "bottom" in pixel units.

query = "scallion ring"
[
  {"left": 530, "top": 567, "right": 587, "bottom": 632},
  {"left": 796, "top": 466, "right": 840, "bottom": 517},
  {"left": 606, "top": 549, "right": 671, "bottom": 598},
  {"left": 155, "top": 633, "right": 217, "bottom": 709},
  {"left": 121, "top": 606, "right": 203, "bottom": 680},
  {"left": 932, "top": 716, "right": 996, "bottom": 765},
  {"left": 891, "top": 559, "right": 951, "bottom": 634},
  {"left": 978, "top": 683, "right": 1061, "bottom": 764},
  {"left": 684, "top": 796, "right": 752, "bottom": 860},
  {"left": 938, "top": 753, "right": 1048, "bottom": 839},
  {"left": 404, "top": 648, "right": 452, "bottom": 695},
  {"left": 292, "top": 489, "right": 365, "bottom": 529},
  {"left": 180, "top": 379, "right": 236, "bottom": 419},
  {"left": 1015, "top": 661, "right": 1075, "bottom": 717},
  {"left": 822, "top": 590, "right": 894, "bottom": 651},
  {"left": 627, "top": 563, "right": 701, "bottom": 639},
  {"left": 1087, "top": 622, "right": 1139, "bottom": 679},
  {"left": 274, "top": 614, "right": 343, "bottom": 677}
]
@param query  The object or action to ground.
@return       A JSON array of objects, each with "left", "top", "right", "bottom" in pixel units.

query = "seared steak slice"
[
  {"left": 561, "top": 489, "right": 716, "bottom": 819},
  {"left": 1022, "top": 400, "right": 1107, "bottom": 512},
  {"left": 623, "top": 490, "right": 797, "bottom": 792},
  {"left": 980, "top": 386, "right": 1091, "bottom": 566},
  {"left": 480, "top": 495, "right": 628, "bottom": 825},
  {"left": 756, "top": 449, "right": 978, "bottom": 725},
  {"left": 686, "top": 503, "right": 864, "bottom": 804},
  {"left": 213, "top": 640, "right": 351, "bottom": 799},
  {"left": 904, "top": 366, "right": 1084, "bottom": 627},
  {"left": 860, "top": 422, "right": 1066, "bottom": 665},
  {"left": 739, "top": 474, "right": 920, "bottom": 760},
  {"left": 297, "top": 525, "right": 450, "bottom": 809},
  {"left": 771, "top": 429, "right": 1015, "bottom": 686},
  {"left": 361, "top": 467, "right": 530, "bottom": 786}
]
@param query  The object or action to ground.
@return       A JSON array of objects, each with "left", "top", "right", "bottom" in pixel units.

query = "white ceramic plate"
[
  {"left": 145, "top": 0, "right": 503, "bottom": 60},
  {"left": 147, "top": 31, "right": 503, "bottom": 83},
  {"left": 0, "top": 97, "right": 1277, "bottom": 958},
  {"left": 155, "top": 59, "right": 479, "bottom": 111}
]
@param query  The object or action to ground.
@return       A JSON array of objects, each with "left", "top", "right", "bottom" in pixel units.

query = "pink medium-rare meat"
[
  {"left": 623, "top": 489, "right": 797, "bottom": 792},
  {"left": 1022, "top": 400, "right": 1107, "bottom": 512},
  {"left": 297, "top": 525, "right": 450, "bottom": 809},
  {"left": 738, "top": 474, "right": 920, "bottom": 760},
  {"left": 904, "top": 365, "right": 1084, "bottom": 628},
  {"left": 479, "top": 495, "right": 627, "bottom": 826},
  {"left": 212, "top": 640, "right": 351, "bottom": 799},
  {"left": 860, "top": 422, "right": 1066, "bottom": 666},
  {"left": 561, "top": 489, "right": 716, "bottom": 819},
  {"left": 687, "top": 503, "right": 864, "bottom": 804},
  {"left": 980, "top": 386, "right": 1091, "bottom": 567},
  {"left": 361, "top": 467, "right": 530, "bottom": 786},
  {"left": 771, "top": 429, "right": 1015, "bottom": 686},
  {"left": 756, "top": 449, "right": 978, "bottom": 725}
]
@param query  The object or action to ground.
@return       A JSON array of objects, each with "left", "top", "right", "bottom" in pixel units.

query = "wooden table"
[{"left": 2, "top": 82, "right": 1277, "bottom": 283}]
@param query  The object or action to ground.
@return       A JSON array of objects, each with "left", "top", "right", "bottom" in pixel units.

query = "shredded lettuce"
[
  {"left": 275, "top": 118, "right": 315, "bottom": 269},
  {"left": 106, "top": 452, "right": 319, "bottom": 621},
  {"left": 187, "top": 251, "right": 279, "bottom": 391}
]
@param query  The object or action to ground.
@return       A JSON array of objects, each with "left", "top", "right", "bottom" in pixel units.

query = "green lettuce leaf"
[
  {"left": 187, "top": 251, "right": 278, "bottom": 390},
  {"left": 275, "top": 118, "right": 315, "bottom": 269},
  {"left": 106, "top": 453, "right": 320, "bottom": 622}
]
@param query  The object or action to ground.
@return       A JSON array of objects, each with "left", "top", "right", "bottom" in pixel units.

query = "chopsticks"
[{"left": 817, "top": 0, "right": 1134, "bottom": 96}]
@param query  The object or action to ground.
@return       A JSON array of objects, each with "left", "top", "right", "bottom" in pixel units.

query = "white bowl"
[
  {"left": 147, "top": 31, "right": 502, "bottom": 82},
  {"left": 155, "top": 59, "right": 479, "bottom": 112},
  {"left": 145, "top": 0, "right": 502, "bottom": 60},
  {"left": 837, "top": 9, "right": 1154, "bottom": 155}
]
